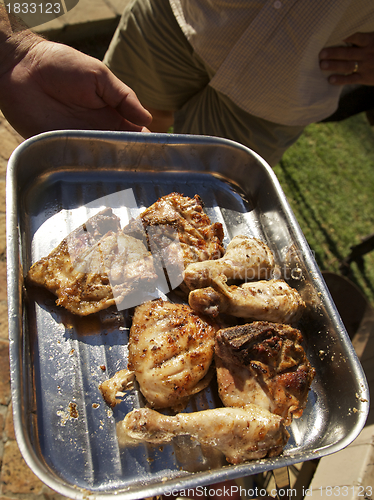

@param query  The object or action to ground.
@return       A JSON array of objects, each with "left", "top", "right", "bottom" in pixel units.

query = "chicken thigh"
[
  {"left": 189, "top": 277, "right": 305, "bottom": 324},
  {"left": 183, "top": 235, "right": 275, "bottom": 290},
  {"left": 119, "top": 405, "right": 289, "bottom": 464},
  {"left": 128, "top": 299, "right": 218, "bottom": 410}
]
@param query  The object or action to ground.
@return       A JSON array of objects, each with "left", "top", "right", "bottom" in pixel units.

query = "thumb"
[
  {"left": 344, "top": 32, "right": 373, "bottom": 47},
  {"left": 99, "top": 67, "right": 152, "bottom": 126}
]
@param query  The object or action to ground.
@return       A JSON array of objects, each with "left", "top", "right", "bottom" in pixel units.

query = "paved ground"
[{"left": 34, "top": 0, "right": 130, "bottom": 43}]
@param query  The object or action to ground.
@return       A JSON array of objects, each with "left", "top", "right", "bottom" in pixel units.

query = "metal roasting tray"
[{"left": 6, "top": 131, "right": 369, "bottom": 499}]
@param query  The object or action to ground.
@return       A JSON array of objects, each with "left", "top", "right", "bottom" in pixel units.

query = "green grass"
[{"left": 273, "top": 113, "right": 374, "bottom": 305}]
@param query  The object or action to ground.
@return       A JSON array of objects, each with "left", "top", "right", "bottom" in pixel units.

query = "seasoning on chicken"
[
  {"left": 27, "top": 208, "right": 158, "bottom": 316},
  {"left": 118, "top": 405, "right": 289, "bottom": 465},
  {"left": 125, "top": 192, "right": 224, "bottom": 274},
  {"left": 215, "top": 321, "right": 315, "bottom": 425},
  {"left": 128, "top": 299, "right": 218, "bottom": 410},
  {"left": 189, "top": 277, "right": 305, "bottom": 324},
  {"left": 183, "top": 235, "right": 275, "bottom": 290}
]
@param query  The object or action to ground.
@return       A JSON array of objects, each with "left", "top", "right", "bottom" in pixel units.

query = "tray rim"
[{"left": 6, "top": 130, "right": 370, "bottom": 499}]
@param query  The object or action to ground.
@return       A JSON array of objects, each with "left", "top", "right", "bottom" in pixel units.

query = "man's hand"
[
  {"left": 0, "top": 37, "right": 152, "bottom": 138},
  {"left": 319, "top": 32, "right": 374, "bottom": 86}
]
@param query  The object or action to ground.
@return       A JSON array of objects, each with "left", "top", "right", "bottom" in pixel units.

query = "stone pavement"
[{"left": 34, "top": 0, "right": 131, "bottom": 43}]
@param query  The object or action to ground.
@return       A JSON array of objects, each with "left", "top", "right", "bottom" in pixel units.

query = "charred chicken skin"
[{"left": 215, "top": 321, "right": 315, "bottom": 425}]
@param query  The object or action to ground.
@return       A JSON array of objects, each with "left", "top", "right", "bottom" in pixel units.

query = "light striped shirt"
[{"left": 169, "top": 0, "right": 374, "bottom": 126}]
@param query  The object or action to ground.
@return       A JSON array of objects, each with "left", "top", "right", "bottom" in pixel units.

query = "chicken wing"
[
  {"left": 119, "top": 405, "right": 289, "bottom": 465},
  {"left": 128, "top": 299, "right": 218, "bottom": 410},
  {"left": 215, "top": 321, "right": 315, "bottom": 425},
  {"left": 183, "top": 235, "right": 275, "bottom": 290},
  {"left": 189, "top": 277, "right": 305, "bottom": 323}
]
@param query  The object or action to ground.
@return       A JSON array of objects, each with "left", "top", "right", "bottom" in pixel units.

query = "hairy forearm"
[
  {"left": 0, "top": 3, "right": 42, "bottom": 77},
  {"left": 0, "top": 4, "right": 151, "bottom": 137}
]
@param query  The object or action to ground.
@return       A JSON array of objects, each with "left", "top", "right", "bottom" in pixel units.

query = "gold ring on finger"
[{"left": 352, "top": 61, "right": 359, "bottom": 73}]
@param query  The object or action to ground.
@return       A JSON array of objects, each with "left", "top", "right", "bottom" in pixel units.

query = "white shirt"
[{"left": 170, "top": 0, "right": 374, "bottom": 126}]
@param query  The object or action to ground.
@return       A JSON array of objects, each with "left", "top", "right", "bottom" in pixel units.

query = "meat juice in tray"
[{"left": 7, "top": 131, "right": 369, "bottom": 499}]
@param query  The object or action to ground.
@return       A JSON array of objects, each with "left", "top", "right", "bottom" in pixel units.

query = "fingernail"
[
  {"left": 329, "top": 76, "right": 336, "bottom": 84},
  {"left": 320, "top": 61, "right": 329, "bottom": 70},
  {"left": 320, "top": 50, "right": 327, "bottom": 59}
]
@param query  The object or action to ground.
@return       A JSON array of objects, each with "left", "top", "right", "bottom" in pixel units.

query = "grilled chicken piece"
[
  {"left": 27, "top": 209, "right": 157, "bottom": 315},
  {"left": 189, "top": 277, "right": 305, "bottom": 323},
  {"left": 119, "top": 405, "right": 289, "bottom": 464},
  {"left": 215, "top": 357, "right": 271, "bottom": 409},
  {"left": 215, "top": 321, "right": 315, "bottom": 425},
  {"left": 128, "top": 299, "right": 218, "bottom": 410},
  {"left": 132, "top": 192, "right": 224, "bottom": 267},
  {"left": 183, "top": 235, "right": 275, "bottom": 290}
]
